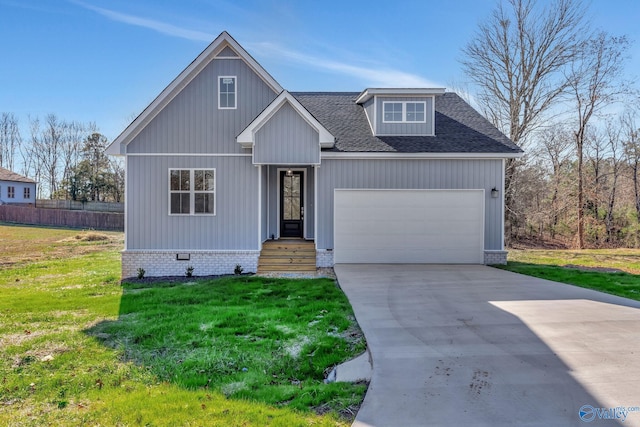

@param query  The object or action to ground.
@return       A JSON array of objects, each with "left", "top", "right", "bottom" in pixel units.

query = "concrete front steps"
[{"left": 258, "top": 239, "right": 316, "bottom": 273}]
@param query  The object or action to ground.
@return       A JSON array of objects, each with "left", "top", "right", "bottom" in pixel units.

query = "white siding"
[{"left": 0, "top": 180, "right": 36, "bottom": 205}]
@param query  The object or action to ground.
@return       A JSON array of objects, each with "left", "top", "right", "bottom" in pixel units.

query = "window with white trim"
[
  {"left": 7, "top": 186, "right": 15, "bottom": 199},
  {"left": 382, "top": 101, "right": 427, "bottom": 123},
  {"left": 169, "top": 169, "right": 215, "bottom": 215},
  {"left": 218, "top": 76, "right": 236, "bottom": 109},
  {"left": 24, "top": 187, "right": 30, "bottom": 199}
]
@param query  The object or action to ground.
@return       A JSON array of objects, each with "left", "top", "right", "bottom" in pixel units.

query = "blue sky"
[{"left": 1, "top": 0, "right": 639, "bottom": 142}]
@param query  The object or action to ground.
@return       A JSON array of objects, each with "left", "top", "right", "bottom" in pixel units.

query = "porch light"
[
  {"left": 286, "top": 169, "right": 293, "bottom": 177},
  {"left": 491, "top": 187, "right": 499, "bottom": 198}
]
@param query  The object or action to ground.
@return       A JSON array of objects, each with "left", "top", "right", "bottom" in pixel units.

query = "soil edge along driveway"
[{"left": 334, "top": 264, "right": 640, "bottom": 427}]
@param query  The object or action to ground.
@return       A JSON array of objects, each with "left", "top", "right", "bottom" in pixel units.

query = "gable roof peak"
[
  {"left": 106, "top": 31, "right": 283, "bottom": 155},
  {"left": 237, "top": 90, "right": 335, "bottom": 149}
]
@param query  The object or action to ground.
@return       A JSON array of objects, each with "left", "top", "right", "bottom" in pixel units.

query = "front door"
[{"left": 280, "top": 171, "right": 303, "bottom": 238}]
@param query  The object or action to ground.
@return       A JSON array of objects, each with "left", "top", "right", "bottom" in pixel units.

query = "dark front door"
[{"left": 280, "top": 171, "right": 303, "bottom": 238}]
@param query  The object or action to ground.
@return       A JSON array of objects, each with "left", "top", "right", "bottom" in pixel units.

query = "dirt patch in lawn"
[{"left": 0, "top": 224, "right": 123, "bottom": 268}]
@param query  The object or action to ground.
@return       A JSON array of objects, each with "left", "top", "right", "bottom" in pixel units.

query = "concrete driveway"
[{"left": 334, "top": 264, "right": 640, "bottom": 427}]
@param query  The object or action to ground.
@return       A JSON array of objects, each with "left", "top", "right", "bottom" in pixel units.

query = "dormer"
[{"left": 355, "top": 88, "right": 445, "bottom": 136}]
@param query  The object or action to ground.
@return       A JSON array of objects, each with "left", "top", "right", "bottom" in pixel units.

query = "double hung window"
[
  {"left": 169, "top": 169, "right": 215, "bottom": 215},
  {"left": 218, "top": 76, "right": 236, "bottom": 109}
]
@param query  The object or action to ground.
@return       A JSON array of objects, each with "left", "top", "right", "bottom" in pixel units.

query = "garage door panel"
[{"left": 334, "top": 190, "right": 484, "bottom": 264}]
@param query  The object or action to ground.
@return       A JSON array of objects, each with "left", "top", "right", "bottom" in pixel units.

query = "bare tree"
[
  {"left": 108, "top": 157, "right": 125, "bottom": 203},
  {"left": 566, "top": 32, "right": 630, "bottom": 248},
  {"left": 461, "top": 0, "right": 589, "bottom": 242},
  {"left": 602, "top": 120, "right": 624, "bottom": 242},
  {"left": 538, "top": 124, "right": 573, "bottom": 238},
  {"left": 59, "top": 121, "right": 95, "bottom": 199},
  {"left": 622, "top": 112, "right": 640, "bottom": 222},
  {"left": 0, "top": 112, "right": 21, "bottom": 170},
  {"left": 30, "top": 114, "right": 67, "bottom": 198}
]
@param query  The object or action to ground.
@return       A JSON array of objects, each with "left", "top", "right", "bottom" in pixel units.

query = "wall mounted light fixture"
[{"left": 491, "top": 187, "right": 499, "bottom": 198}]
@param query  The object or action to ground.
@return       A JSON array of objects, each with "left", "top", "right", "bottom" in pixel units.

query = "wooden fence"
[
  {"left": 36, "top": 199, "right": 124, "bottom": 213},
  {"left": 0, "top": 205, "right": 124, "bottom": 231}
]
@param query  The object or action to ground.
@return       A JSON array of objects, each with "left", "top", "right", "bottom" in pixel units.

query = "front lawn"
[
  {"left": 0, "top": 223, "right": 366, "bottom": 426},
  {"left": 497, "top": 248, "right": 640, "bottom": 301}
]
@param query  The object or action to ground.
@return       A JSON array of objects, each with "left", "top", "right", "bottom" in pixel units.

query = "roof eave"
[
  {"left": 321, "top": 151, "right": 524, "bottom": 159},
  {"left": 355, "top": 87, "right": 447, "bottom": 104}
]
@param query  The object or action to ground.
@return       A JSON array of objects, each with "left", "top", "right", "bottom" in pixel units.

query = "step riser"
[
  {"left": 259, "top": 260, "right": 316, "bottom": 265},
  {"left": 259, "top": 240, "right": 316, "bottom": 273},
  {"left": 261, "top": 252, "right": 315, "bottom": 256}
]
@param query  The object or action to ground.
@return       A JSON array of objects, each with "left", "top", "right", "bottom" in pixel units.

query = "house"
[
  {"left": 106, "top": 31, "right": 523, "bottom": 278},
  {"left": 0, "top": 167, "right": 36, "bottom": 206}
]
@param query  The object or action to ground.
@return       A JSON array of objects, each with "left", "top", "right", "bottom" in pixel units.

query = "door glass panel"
[
  {"left": 291, "top": 198, "right": 300, "bottom": 220},
  {"left": 283, "top": 174, "right": 301, "bottom": 220}
]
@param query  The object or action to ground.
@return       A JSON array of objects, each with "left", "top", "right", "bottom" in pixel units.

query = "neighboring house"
[
  {"left": 0, "top": 167, "right": 36, "bottom": 206},
  {"left": 106, "top": 31, "right": 523, "bottom": 278}
]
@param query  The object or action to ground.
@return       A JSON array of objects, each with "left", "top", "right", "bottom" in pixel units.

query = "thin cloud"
[
  {"left": 70, "top": 1, "right": 214, "bottom": 42},
  {"left": 250, "top": 41, "right": 441, "bottom": 88},
  {"left": 70, "top": 1, "right": 440, "bottom": 88}
]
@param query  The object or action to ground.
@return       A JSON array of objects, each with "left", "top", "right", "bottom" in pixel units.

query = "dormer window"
[
  {"left": 356, "top": 88, "right": 443, "bottom": 136},
  {"left": 219, "top": 76, "right": 236, "bottom": 109},
  {"left": 383, "top": 101, "right": 426, "bottom": 123}
]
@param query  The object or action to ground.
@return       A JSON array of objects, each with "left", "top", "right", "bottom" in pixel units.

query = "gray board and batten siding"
[
  {"left": 126, "top": 57, "right": 277, "bottom": 155},
  {"left": 315, "top": 158, "right": 504, "bottom": 251},
  {"left": 126, "top": 155, "right": 259, "bottom": 250},
  {"left": 373, "top": 96, "right": 434, "bottom": 136},
  {"left": 123, "top": 53, "right": 278, "bottom": 251},
  {"left": 253, "top": 102, "right": 321, "bottom": 165}
]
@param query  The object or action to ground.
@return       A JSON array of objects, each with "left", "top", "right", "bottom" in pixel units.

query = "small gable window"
[
  {"left": 383, "top": 101, "right": 427, "bottom": 123},
  {"left": 169, "top": 169, "right": 216, "bottom": 215},
  {"left": 219, "top": 76, "right": 236, "bottom": 109}
]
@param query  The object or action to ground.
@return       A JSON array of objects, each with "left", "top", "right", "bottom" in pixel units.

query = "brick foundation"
[
  {"left": 316, "top": 249, "right": 334, "bottom": 268},
  {"left": 122, "top": 250, "right": 260, "bottom": 278},
  {"left": 484, "top": 250, "right": 508, "bottom": 265}
]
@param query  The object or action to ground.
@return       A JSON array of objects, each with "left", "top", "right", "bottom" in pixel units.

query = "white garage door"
[{"left": 334, "top": 189, "right": 484, "bottom": 264}]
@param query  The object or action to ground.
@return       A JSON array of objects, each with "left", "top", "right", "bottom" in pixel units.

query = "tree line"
[
  {"left": 0, "top": 113, "right": 123, "bottom": 202},
  {"left": 461, "top": 0, "right": 640, "bottom": 248}
]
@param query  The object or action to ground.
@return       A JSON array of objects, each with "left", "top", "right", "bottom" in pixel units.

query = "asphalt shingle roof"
[
  {"left": 291, "top": 92, "right": 522, "bottom": 154},
  {"left": 0, "top": 167, "right": 35, "bottom": 183}
]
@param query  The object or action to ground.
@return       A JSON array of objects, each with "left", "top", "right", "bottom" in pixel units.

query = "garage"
[{"left": 333, "top": 189, "right": 484, "bottom": 264}]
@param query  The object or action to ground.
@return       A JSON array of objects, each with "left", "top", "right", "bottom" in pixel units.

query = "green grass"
[
  {"left": 497, "top": 249, "right": 640, "bottom": 301},
  {"left": 0, "top": 224, "right": 366, "bottom": 426},
  {"left": 507, "top": 248, "right": 640, "bottom": 274}
]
